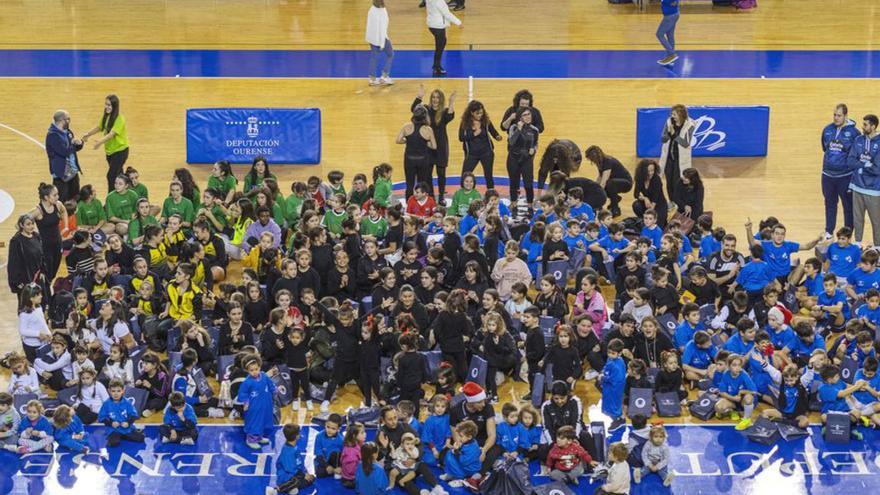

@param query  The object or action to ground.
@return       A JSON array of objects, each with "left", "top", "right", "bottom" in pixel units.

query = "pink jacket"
[
  {"left": 573, "top": 290, "right": 608, "bottom": 336},
  {"left": 341, "top": 442, "right": 362, "bottom": 481}
]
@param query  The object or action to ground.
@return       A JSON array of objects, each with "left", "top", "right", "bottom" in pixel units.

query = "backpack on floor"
[
  {"left": 49, "top": 290, "right": 75, "bottom": 329},
  {"left": 479, "top": 457, "right": 533, "bottom": 495}
]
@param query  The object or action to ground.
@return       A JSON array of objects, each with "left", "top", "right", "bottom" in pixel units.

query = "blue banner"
[
  {"left": 636, "top": 106, "right": 770, "bottom": 158},
  {"left": 186, "top": 108, "right": 321, "bottom": 164}
]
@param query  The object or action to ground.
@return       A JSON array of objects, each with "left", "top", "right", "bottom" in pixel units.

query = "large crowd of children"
[{"left": 10, "top": 100, "right": 880, "bottom": 494}]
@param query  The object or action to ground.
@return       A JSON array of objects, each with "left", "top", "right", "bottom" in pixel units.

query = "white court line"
[{"left": 0, "top": 122, "right": 45, "bottom": 149}]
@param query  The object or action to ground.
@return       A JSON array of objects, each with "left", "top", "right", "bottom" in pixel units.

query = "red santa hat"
[{"left": 461, "top": 381, "right": 486, "bottom": 403}]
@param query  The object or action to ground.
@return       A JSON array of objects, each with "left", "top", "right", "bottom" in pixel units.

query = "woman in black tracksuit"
[
  {"left": 459, "top": 100, "right": 502, "bottom": 190},
  {"left": 396, "top": 105, "right": 437, "bottom": 200},
  {"left": 412, "top": 86, "right": 456, "bottom": 203},
  {"left": 506, "top": 107, "right": 540, "bottom": 209}
]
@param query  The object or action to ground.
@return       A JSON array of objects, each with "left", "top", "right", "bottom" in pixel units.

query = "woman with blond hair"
[
  {"left": 412, "top": 85, "right": 457, "bottom": 203},
  {"left": 659, "top": 104, "right": 695, "bottom": 201}
]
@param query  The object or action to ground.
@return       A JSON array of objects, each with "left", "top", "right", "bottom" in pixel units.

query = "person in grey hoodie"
[
  {"left": 633, "top": 425, "right": 674, "bottom": 487},
  {"left": 0, "top": 392, "right": 22, "bottom": 452}
]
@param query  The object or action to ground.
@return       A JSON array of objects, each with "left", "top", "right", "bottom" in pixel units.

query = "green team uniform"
[
  {"left": 450, "top": 188, "right": 481, "bottom": 216},
  {"left": 131, "top": 183, "right": 149, "bottom": 200},
  {"left": 76, "top": 198, "right": 106, "bottom": 226},
  {"left": 162, "top": 196, "right": 195, "bottom": 224},
  {"left": 128, "top": 215, "right": 159, "bottom": 244},
  {"left": 349, "top": 187, "right": 371, "bottom": 208},
  {"left": 207, "top": 175, "right": 237, "bottom": 199},
  {"left": 323, "top": 208, "right": 348, "bottom": 236},
  {"left": 243, "top": 172, "right": 277, "bottom": 194},
  {"left": 360, "top": 216, "right": 388, "bottom": 239},
  {"left": 373, "top": 177, "right": 392, "bottom": 208},
  {"left": 105, "top": 189, "right": 139, "bottom": 221},
  {"left": 285, "top": 194, "right": 305, "bottom": 227}
]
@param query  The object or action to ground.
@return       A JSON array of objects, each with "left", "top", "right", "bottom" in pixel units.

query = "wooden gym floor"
[{"left": 0, "top": 0, "right": 878, "bottom": 424}]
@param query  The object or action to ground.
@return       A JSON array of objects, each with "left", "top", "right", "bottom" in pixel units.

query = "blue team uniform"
[
  {"left": 767, "top": 325, "right": 796, "bottom": 351},
  {"left": 856, "top": 304, "right": 880, "bottom": 329},
  {"left": 444, "top": 439, "right": 481, "bottom": 479},
  {"left": 598, "top": 236, "right": 630, "bottom": 261},
  {"left": 356, "top": 463, "right": 390, "bottom": 495},
  {"left": 803, "top": 273, "right": 825, "bottom": 297},
  {"left": 98, "top": 398, "right": 140, "bottom": 435},
  {"left": 779, "top": 384, "right": 800, "bottom": 415},
  {"left": 276, "top": 442, "right": 306, "bottom": 486},
  {"left": 723, "top": 333, "right": 755, "bottom": 356},
  {"left": 852, "top": 369, "right": 880, "bottom": 405},
  {"left": 700, "top": 235, "right": 721, "bottom": 258},
  {"left": 641, "top": 225, "right": 663, "bottom": 249},
  {"left": 163, "top": 403, "right": 198, "bottom": 431},
  {"left": 54, "top": 415, "right": 87, "bottom": 452},
  {"left": 569, "top": 202, "right": 595, "bottom": 222},
  {"left": 602, "top": 356, "right": 627, "bottom": 418},
  {"left": 682, "top": 341, "right": 717, "bottom": 370},
  {"left": 847, "top": 267, "right": 880, "bottom": 294},
  {"left": 818, "top": 381, "right": 850, "bottom": 413},
  {"left": 747, "top": 355, "right": 777, "bottom": 396},
  {"left": 827, "top": 243, "right": 861, "bottom": 277},
  {"left": 760, "top": 240, "right": 800, "bottom": 278},
  {"left": 315, "top": 430, "right": 344, "bottom": 463},
  {"left": 564, "top": 233, "right": 590, "bottom": 253},
  {"left": 421, "top": 414, "right": 452, "bottom": 465},
  {"left": 736, "top": 260, "right": 774, "bottom": 293},
  {"left": 496, "top": 422, "right": 526, "bottom": 453},
  {"left": 787, "top": 334, "right": 826, "bottom": 360},
  {"left": 236, "top": 372, "right": 276, "bottom": 437},
  {"left": 520, "top": 236, "right": 544, "bottom": 278},
  {"left": 674, "top": 320, "right": 703, "bottom": 350},
  {"left": 518, "top": 424, "right": 543, "bottom": 451},
  {"left": 817, "top": 289, "right": 850, "bottom": 320},
  {"left": 822, "top": 121, "right": 859, "bottom": 177},
  {"left": 718, "top": 370, "right": 757, "bottom": 398}
]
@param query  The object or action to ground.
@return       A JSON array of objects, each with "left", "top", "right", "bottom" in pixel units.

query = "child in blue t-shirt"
[
  {"left": 800, "top": 257, "right": 825, "bottom": 300},
  {"left": 826, "top": 227, "right": 861, "bottom": 277},
  {"left": 747, "top": 332, "right": 782, "bottom": 402},
  {"left": 813, "top": 273, "right": 850, "bottom": 329},
  {"left": 52, "top": 404, "right": 88, "bottom": 453},
  {"left": 851, "top": 356, "right": 880, "bottom": 428},
  {"left": 714, "top": 354, "right": 757, "bottom": 430},
  {"left": 355, "top": 443, "right": 388, "bottom": 495},
  {"left": 98, "top": 379, "right": 145, "bottom": 447},
  {"left": 517, "top": 404, "right": 543, "bottom": 461},
  {"left": 567, "top": 187, "right": 595, "bottom": 222},
  {"left": 442, "top": 421, "right": 482, "bottom": 486},
  {"left": 857, "top": 289, "right": 880, "bottom": 334},
  {"left": 266, "top": 424, "right": 315, "bottom": 495},
  {"left": 602, "top": 339, "right": 628, "bottom": 432},
  {"left": 682, "top": 331, "right": 718, "bottom": 383},
  {"left": 761, "top": 364, "right": 809, "bottom": 429},
  {"left": 723, "top": 319, "right": 757, "bottom": 357},
  {"left": 846, "top": 251, "right": 880, "bottom": 300},
  {"left": 747, "top": 219, "right": 821, "bottom": 284},
  {"left": 315, "top": 413, "right": 344, "bottom": 477},
  {"left": 161, "top": 391, "right": 198, "bottom": 445},
  {"left": 596, "top": 223, "right": 632, "bottom": 263},
  {"left": 640, "top": 209, "right": 663, "bottom": 249},
  {"left": 674, "top": 303, "right": 704, "bottom": 352},
  {"left": 736, "top": 244, "right": 775, "bottom": 302},
  {"left": 563, "top": 220, "right": 590, "bottom": 253},
  {"left": 496, "top": 403, "right": 525, "bottom": 457},
  {"left": 422, "top": 396, "right": 452, "bottom": 466},
  {"left": 709, "top": 350, "right": 731, "bottom": 390},
  {"left": 818, "top": 365, "right": 865, "bottom": 440},
  {"left": 784, "top": 322, "right": 827, "bottom": 368}
]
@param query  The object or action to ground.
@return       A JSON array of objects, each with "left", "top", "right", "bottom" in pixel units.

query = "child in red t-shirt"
[{"left": 545, "top": 425, "right": 597, "bottom": 485}]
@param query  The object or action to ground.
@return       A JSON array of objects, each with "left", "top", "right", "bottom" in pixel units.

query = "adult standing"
[
  {"left": 659, "top": 104, "right": 695, "bottom": 202},
  {"left": 501, "top": 90, "right": 546, "bottom": 136},
  {"left": 847, "top": 114, "right": 880, "bottom": 245},
  {"left": 586, "top": 145, "right": 633, "bottom": 218},
  {"left": 83, "top": 94, "right": 129, "bottom": 193},
  {"left": 396, "top": 105, "right": 437, "bottom": 199},
  {"left": 656, "top": 0, "right": 680, "bottom": 66},
  {"left": 30, "top": 183, "right": 67, "bottom": 284},
  {"left": 459, "top": 100, "right": 502, "bottom": 190},
  {"left": 506, "top": 107, "right": 540, "bottom": 210},
  {"left": 45, "top": 110, "right": 85, "bottom": 203},
  {"left": 632, "top": 159, "right": 668, "bottom": 227},
  {"left": 412, "top": 85, "right": 456, "bottom": 203},
  {"left": 366, "top": 0, "right": 394, "bottom": 86},
  {"left": 425, "top": 0, "right": 461, "bottom": 77},
  {"left": 7, "top": 215, "right": 46, "bottom": 295},
  {"left": 672, "top": 167, "right": 705, "bottom": 220},
  {"left": 538, "top": 139, "right": 582, "bottom": 190},
  {"left": 821, "top": 103, "right": 858, "bottom": 236}
]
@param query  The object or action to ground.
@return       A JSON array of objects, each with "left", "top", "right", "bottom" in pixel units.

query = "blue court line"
[{"left": 1, "top": 49, "right": 880, "bottom": 78}]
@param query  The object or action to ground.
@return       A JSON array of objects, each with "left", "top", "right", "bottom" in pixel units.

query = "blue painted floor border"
[
  {"left": 1, "top": 49, "right": 880, "bottom": 78},
  {"left": 4, "top": 423, "right": 880, "bottom": 494}
]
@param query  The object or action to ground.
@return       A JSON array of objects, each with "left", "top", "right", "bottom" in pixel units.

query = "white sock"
[{"left": 743, "top": 402, "right": 754, "bottom": 418}]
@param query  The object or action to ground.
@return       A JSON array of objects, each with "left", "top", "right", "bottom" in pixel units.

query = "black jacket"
[{"left": 541, "top": 395, "right": 585, "bottom": 441}]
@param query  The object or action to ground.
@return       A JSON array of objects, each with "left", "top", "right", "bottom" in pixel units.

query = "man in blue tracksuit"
[
  {"left": 657, "top": 0, "right": 680, "bottom": 66},
  {"left": 821, "top": 103, "right": 859, "bottom": 235},
  {"left": 848, "top": 114, "right": 880, "bottom": 245}
]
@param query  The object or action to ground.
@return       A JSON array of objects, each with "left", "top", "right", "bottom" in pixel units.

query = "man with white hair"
[{"left": 45, "top": 109, "right": 85, "bottom": 202}]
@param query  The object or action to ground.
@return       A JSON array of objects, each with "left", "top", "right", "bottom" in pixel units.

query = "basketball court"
[{"left": 0, "top": 0, "right": 879, "bottom": 493}]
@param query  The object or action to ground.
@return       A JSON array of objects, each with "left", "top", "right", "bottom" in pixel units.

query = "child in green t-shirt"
[
  {"left": 372, "top": 163, "right": 393, "bottom": 209},
  {"left": 128, "top": 198, "right": 159, "bottom": 246},
  {"left": 360, "top": 202, "right": 388, "bottom": 240},
  {"left": 450, "top": 172, "right": 482, "bottom": 217},
  {"left": 75, "top": 185, "right": 107, "bottom": 232},
  {"left": 322, "top": 193, "right": 349, "bottom": 238}
]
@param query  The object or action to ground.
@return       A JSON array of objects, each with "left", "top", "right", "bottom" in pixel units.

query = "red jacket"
[
  {"left": 406, "top": 196, "right": 436, "bottom": 218},
  {"left": 545, "top": 441, "right": 592, "bottom": 471}
]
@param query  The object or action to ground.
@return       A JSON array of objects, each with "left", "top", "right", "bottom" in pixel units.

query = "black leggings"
[
  {"left": 107, "top": 429, "right": 145, "bottom": 447},
  {"left": 486, "top": 354, "right": 517, "bottom": 397},
  {"left": 404, "top": 154, "right": 433, "bottom": 199},
  {"left": 42, "top": 240, "right": 62, "bottom": 283},
  {"left": 193, "top": 397, "right": 219, "bottom": 417},
  {"left": 507, "top": 152, "right": 535, "bottom": 205},
  {"left": 537, "top": 163, "right": 560, "bottom": 190},
  {"left": 400, "top": 463, "right": 439, "bottom": 495},
  {"left": 159, "top": 423, "right": 199, "bottom": 442},
  {"left": 291, "top": 368, "right": 311, "bottom": 401},
  {"left": 75, "top": 404, "right": 99, "bottom": 425},
  {"left": 434, "top": 144, "right": 449, "bottom": 198},
  {"left": 429, "top": 27, "right": 447, "bottom": 70},
  {"left": 604, "top": 178, "right": 633, "bottom": 210},
  {"left": 105, "top": 148, "right": 129, "bottom": 192},
  {"left": 325, "top": 359, "right": 359, "bottom": 402},
  {"left": 359, "top": 366, "right": 381, "bottom": 407},
  {"left": 462, "top": 152, "right": 495, "bottom": 189}
]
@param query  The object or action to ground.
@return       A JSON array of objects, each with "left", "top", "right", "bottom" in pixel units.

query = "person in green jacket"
[
  {"left": 450, "top": 171, "right": 481, "bottom": 216},
  {"left": 75, "top": 184, "right": 107, "bottom": 234},
  {"left": 128, "top": 198, "right": 159, "bottom": 246},
  {"left": 243, "top": 156, "right": 277, "bottom": 198},
  {"left": 207, "top": 160, "right": 237, "bottom": 205},
  {"left": 105, "top": 174, "right": 140, "bottom": 236},
  {"left": 161, "top": 182, "right": 195, "bottom": 229},
  {"left": 372, "top": 163, "right": 394, "bottom": 209},
  {"left": 349, "top": 173, "right": 372, "bottom": 208},
  {"left": 285, "top": 182, "right": 307, "bottom": 228},
  {"left": 126, "top": 166, "right": 149, "bottom": 200}
]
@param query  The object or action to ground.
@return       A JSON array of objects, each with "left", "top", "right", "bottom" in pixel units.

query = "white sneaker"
[
  {"left": 431, "top": 486, "right": 448, "bottom": 495},
  {"left": 664, "top": 470, "right": 675, "bottom": 486},
  {"left": 306, "top": 400, "right": 314, "bottom": 411},
  {"left": 420, "top": 490, "right": 430, "bottom": 495},
  {"left": 584, "top": 369, "right": 600, "bottom": 381},
  {"left": 439, "top": 474, "right": 452, "bottom": 481},
  {"left": 141, "top": 409, "right": 154, "bottom": 418},
  {"left": 447, "top": 480, "right": 464, "bottom": 488},
  {"left": 292, "top": 399, "right": 300, "bottom": 411},
  {"left": 633, "top": 468, "right": 642, "bottom": 484},
  {"left": 229, "top": 409, "right": 241, "bottom": 420},
  {"left": 369, "top": 78, "right": 381, "bottom": 86},
  {"left": 320, "top": 400, "right": 330, "bottom": 413},
  {"left": 259, "top": 437, "right": 270, "bottom": 444},
  {"left": 265, "top": 487, "right": 278, "bottom": 495},
  {"left": 380, "top": 76, "right": 395, "bottom": 85},
  {"left": 334, "top": 473, "right": 342, "bottom": 479},
  {"left": 161, "top": 436, "right": 170, "bottom": 444},
  {"left": 207, "top": 407, "right": 226, "bottom": 418},
  {"left": 180, "top": 438, "right": 195, "bottom": 446}
]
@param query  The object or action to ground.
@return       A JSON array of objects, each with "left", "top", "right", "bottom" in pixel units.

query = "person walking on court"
[
  {"left": 45, "top": 110, "right": 85, "bottom": 203},
  {"left": 412, "top": 85, "right": 457, "bottom": 203},
  {"left": 366, "top": 0, "right": 394, "bottom": 86},
  {"left": 657, "top": 0, "right": 680, "bottom": 66},
  {"left": 459, "top": 100, "right": 502, "bottom": 191},
  {"left": 847, "top": 114, "right": 880, "bottom": 246},
  {"left": 425, "top": 0, "right": 462, "bottom": 77},
  {"left": 396, "top": 105, "right": 437, "bottom": 199},
  {"left": 821, "top": 103, "right": 858, "bottom": 237},
  {"left": 83, "top": 94, "right": 129, "bottom": 194}
]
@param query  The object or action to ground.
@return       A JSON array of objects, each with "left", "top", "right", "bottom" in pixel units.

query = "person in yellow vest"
[
  {"left": 180, "top": 241, "right": 214, "bottom": 293},
  {"left": 148, "top": 263, "right": 202, "bottom": 353},
  {"left": 193, "top": 219, "right": 228, "bottom": 283}
]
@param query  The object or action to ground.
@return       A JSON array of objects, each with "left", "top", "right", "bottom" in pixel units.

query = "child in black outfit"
[
  {"left": 650, "top": 266, "right": 680, "bottom": 317},
  {"left": 521, "top": 307, "right": 546, "bottom": 395},
  {"left": 396, "top": 332, "right": 428, "bottom": 405},
  {"left": 285, "top": 327, "right": 312, "bottom": 411},
  {"left": 358, "top": 314, "right": 383, "bottom": 407},
  {"left": 540, "top": 325, "right": 581, "bottom": 387},
  {"left": 624, "top": 358, "right": 652, "bottom": 406}
]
